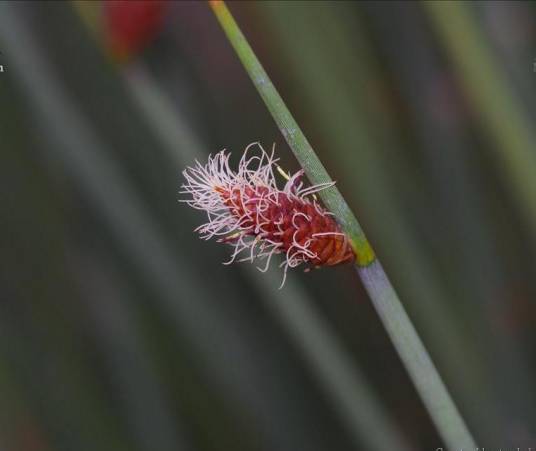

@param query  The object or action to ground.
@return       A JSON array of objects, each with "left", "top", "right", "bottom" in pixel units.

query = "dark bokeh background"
[{"left": 1, "top": 1, "right": 536, "bottom": 450}]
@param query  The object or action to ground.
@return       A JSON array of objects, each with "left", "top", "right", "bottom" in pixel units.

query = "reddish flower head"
[
  {"left": 181, "top": 143, "right": 355, "bottom": 286},
  {"left": 103, "top": 0, "right": 167, "bottom": 61}
]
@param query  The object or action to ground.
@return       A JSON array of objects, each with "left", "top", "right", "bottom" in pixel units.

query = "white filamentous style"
[{"left": 180, "top": 142, "right": 339, "bottom": 286}]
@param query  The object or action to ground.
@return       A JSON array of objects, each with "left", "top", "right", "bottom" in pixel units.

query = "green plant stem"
[
  {"left": 209, "top": 0, "right": 375, "bottom": 266},
  {"left": 121, "top": 61, "right": 411, "bottom": 451},
  {"left": 424, "top": 1, "right": 536, "bottom": 240},
  {"left": 71, "top": 4, "right": 412, "bottom": 447},
  {"left": 257, "top": 2, "right": 499, "bottom": 439},
  {"left": 359, "top": 261, "right": 474, "bottom": 448},
  {"left": 209, "top": 1, "right": 476, "bottom": 448}
]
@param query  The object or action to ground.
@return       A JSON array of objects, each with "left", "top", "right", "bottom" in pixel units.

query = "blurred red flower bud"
[{"left": 103, "top": 0, "right": 167, "bottom": 62}]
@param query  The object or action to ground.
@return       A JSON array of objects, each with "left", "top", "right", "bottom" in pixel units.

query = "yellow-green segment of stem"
[{"left": 351, "top": 237, "right": 376, "bottom": 267}]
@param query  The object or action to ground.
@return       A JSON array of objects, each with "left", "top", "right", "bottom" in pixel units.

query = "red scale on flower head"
[{"left": 217, "top": 182, "right": 354, "bottom": 267}]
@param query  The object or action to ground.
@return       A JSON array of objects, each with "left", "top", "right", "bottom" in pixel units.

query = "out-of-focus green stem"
[
  {"left": 0, "top": 6, "right": 309, "bottom": 450},
  {"left": 424, "top": 1, "right": 536, "bottom": 236},
  {"left": 209, "top": 1, "right": 476, "bottom": 449}
]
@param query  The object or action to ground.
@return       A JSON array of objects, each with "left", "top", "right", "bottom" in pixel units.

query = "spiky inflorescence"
[{"left": 180, "top": 143, "right": 355, "bottom": 286}]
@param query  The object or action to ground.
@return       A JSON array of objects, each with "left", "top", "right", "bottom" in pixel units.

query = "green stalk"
[
  {"left": 72, "top": 4, "right": 412, "bottom": 448},
  {"left": 209, "top": 0, "right": 375, "bottom": 266},
  {"left": 209, "top": 1, "right": 476, "bottom": 448},
  {"left": 256, "top": 2, "right": 498, "bottom": 439},
  {"left": 424, "top": 1, "right": 536, "bottom": 239},
  {"left": 120, "top": 62, "right": 411, "bottom": 451}
]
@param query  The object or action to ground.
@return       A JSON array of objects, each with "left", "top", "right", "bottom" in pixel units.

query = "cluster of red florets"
[{"left": 181, "top": 143, "right": 354, "bottom": 285}]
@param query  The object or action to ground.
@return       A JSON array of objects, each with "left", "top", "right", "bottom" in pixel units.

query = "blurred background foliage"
[{"left": 1, "top": 1, "right": 536, "bottom": 450}]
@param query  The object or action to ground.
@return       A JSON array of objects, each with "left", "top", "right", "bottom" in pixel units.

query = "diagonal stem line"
[
  {"left": 208, "top": 0, "right": 375, "bottom": 266},
  {"left": 209, "top": 1, "right": 477, "bottom": 449},
  {"left": 120, "top": 62, "right": 411, "bottom": 451}
]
